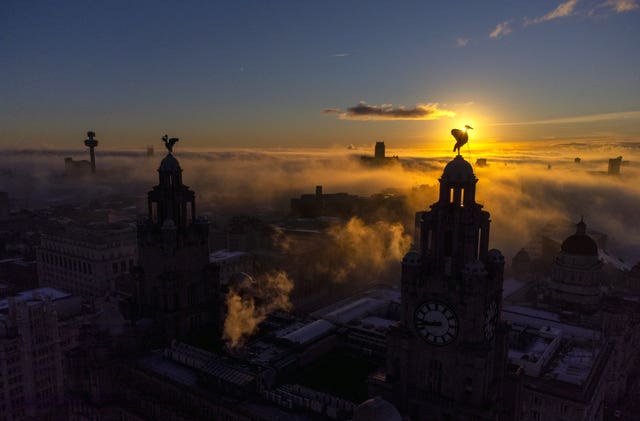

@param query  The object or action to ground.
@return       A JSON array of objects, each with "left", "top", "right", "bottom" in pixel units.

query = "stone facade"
[
  {"left": 36, "top": 222, "right": 137, "bottom": 298},
  {"left": 130, "top": 150, "right": 222, "bottom": 342},
  {"left": 376, "top": 155, "right": 510, "bottom": 420}
]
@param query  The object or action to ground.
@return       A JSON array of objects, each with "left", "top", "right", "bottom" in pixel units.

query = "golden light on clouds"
[{"left": 323, "top": 102, "right": 456, "bottom": 121}]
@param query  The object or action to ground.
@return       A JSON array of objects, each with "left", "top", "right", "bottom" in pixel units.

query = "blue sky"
[{"left": 2, "top": 0, "right": 639, "bottom": 149}]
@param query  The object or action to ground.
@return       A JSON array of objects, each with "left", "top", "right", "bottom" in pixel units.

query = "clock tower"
[{"left": 384, "top": 155, "right": 508, "bottom": 420}]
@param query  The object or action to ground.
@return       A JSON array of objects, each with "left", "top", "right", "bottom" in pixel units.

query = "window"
[
  {"left": 464, "top": 377, "right": 473, "bottom": 393},
  {"left": 444, "top": 232, "right": 453, "bottom": 257},
  {"left": 427, "top": 359, "right": 443, "bottom": 394}
]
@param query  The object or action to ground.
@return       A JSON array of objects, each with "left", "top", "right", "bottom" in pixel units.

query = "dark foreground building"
[
  {"left": 126, "top": 146, "right": 223, "bottom": 342},
  {"left": 370, "top": 154, "right": 514, "bottom": 420}
]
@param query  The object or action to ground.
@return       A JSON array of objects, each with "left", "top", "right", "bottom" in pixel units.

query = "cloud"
[
  {"left": 524, "top": 0, "right": 579, "bottom": 25},
  {"left": 223, "top": 271, "right": 293, "bottom": 348},
  {"left": 323, "top": 101, "right": 456, "bottom": 121},
  {"left": 456, "top": 38, "right": 469, "bottom": 47},
  {"left": 489, "top": 21, "right": 513, "bottom": 39},
  {"left": 605, "top": 0, "right": 639, "bottom": 12},
  {"left": 331, "top": 52, "right": 351, "bottom": 57},
  {"left": 491, "top": 110, "right": 640, "bottom": 126}
]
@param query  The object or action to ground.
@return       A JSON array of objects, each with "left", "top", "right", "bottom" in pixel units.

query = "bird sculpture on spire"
[
  {"left": 451, "top": 125, "right": 473, "bottom": 155},
  {"left": 162, "top": 134, "right": 180, "bottom": 153}
]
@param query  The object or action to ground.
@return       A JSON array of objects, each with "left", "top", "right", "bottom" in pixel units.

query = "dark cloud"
[{"left": 323, "top": 101, "right": 456, "bottom": 121}]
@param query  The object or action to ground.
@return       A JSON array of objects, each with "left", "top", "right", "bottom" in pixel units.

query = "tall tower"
[
  {"left": 384, "top": 155, "right": 508, "bottom": 420},
  {"left": 132, "top": 136, "right": 220, "bottom": 341},
  {"left": 375, "top": 141, "right": 386, "bottom": 160},
  {"left": 84, "top": 131, "right": 98, "bottom": 173}
]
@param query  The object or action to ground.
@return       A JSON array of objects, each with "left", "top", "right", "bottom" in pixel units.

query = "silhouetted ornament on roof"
[
  {"left": 159, "top": 153, "right": 182, "bottom": 173},
  {"left": 353, "top": 397, "right": 402, "bottom": 421},
  {"left": 442, "top": 155, "right": 475, "bottom": 182},
  {"left": 451, "top": 125, "right": 473, "bottom": 155},
  {"left": 162, "top": 134, "right": 179, "bottom": 152},
  {"left": 561, "top": 218, "right": 598, "bottom": 256}
]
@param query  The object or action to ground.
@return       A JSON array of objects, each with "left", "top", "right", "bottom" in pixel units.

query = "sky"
[{"left": 1, "top": 0, "right": 639, "bottom": 149}]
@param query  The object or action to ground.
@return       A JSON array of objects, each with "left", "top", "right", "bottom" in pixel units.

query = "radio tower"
[{"left": 84, "top": 131, "right": 99, "bottom": 173}]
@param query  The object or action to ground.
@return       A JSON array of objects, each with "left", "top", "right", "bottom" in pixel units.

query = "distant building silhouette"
[
  {"left": 608, "top": 156, "right": 622, "bottom": 175},
  {"left": 63, "top": 157, "right": 92, "bottom": 176},
  {"left": 291, "top": 185, "right": 409, "bottom": 220},
  {"left": 476, "top": 158, "right": 488, "bottom": 167},
  {"left": 374, "top": 141, "right": 385, "bottom": 160},
  {"left": 360, "top": 141, "right": 400, "bottom": 166}
]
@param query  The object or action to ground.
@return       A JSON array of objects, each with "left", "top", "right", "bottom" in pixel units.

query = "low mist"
[{"left": 1, "top": 140, "right": 639, "bottom": 264}]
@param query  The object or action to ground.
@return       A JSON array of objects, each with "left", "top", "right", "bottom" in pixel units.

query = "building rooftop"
[
  {"left": 279, "top": 319, "right": 336, "bottom": 346},
  {"left": 545, "top": 344, "right": 598, "bottom": 386},
  {"left": 0, "top": 287, "right": 71, "bottom": 312},
  {"left": 209, "top": 249, "right": 250, "bottom": 262},
  {"left": 502, "top": 304, "right": 601, "bottom": 341},
  {"left": 42, "top": 221, "right": 135, "bottom": 246}
]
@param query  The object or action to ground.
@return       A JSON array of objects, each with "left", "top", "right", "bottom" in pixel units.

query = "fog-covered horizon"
[{"left": 1, "top": 140, "right": 639, "bottom": 265}]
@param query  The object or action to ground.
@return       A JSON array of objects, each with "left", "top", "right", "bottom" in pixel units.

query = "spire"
[
  {"left": 84, "top": 131, "right": 98, "bottom": 174},
  {"left": 576, "top": 216, "right": 586, "bottom": 235},
  {"left": 415, "top": 154, "right": 491, "bottom": 280},
  {"left": 146, "top": 135, "right": 196, "bottom": 231}
]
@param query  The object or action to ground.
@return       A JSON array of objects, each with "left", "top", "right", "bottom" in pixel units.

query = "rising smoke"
[
  {"left": 324, "top": 217, "right": 412, "bottom": 283},
  {"left": 223, "top": 271, "right": 294, "bottom": 348}
]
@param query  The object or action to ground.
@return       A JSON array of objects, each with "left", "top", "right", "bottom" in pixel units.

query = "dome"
[
  {"left": 159, "top": 153, "right": 182, "bottom": 173},
  {"left": 561, "top": 219, "right": 598, "bottom": 256},
  {"left": 353, "top": 397, "right": 402, "bottom": 421},
  {"left": 561, "top": 234, "right": 598, "bottom": 256},
  {"left": 487, "top": 248, "right": 505, "bottom": 264},
  {"left": 441, "top": 155, "right": 475, "bottom": 182},
  {"left": 402, "top": 250, "right": 420, "bottom": 265}
]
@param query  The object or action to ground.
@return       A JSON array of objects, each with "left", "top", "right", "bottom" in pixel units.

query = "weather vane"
[
  {"left": 162, "top": 134, "right": 180, "bottom": 153},
  {"left": 451, "top": 125, "right": 473, "bottom": 155}
]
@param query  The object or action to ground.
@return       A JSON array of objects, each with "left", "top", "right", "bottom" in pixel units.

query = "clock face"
[
  {"left": 414, "top": 301, "right": 458, "bottom": 346},
  {"left": 484, "top": 300, "right": 499, "bottom": 340}
]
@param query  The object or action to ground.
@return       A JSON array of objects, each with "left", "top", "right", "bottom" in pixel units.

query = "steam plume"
[{"left": 223, "top": 271, "right": 294, "bottom": 348}]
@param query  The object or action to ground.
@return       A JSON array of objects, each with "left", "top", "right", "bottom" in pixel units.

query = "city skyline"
[{"left": 2, "top": 0, "right": 639, "bottom": 149}]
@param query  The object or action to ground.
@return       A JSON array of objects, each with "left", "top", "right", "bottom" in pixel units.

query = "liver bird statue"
[
  {"left": 162, "top": 134, "right": 180, "bottom": 153},
  {"left": 451, "top": 125, "right": 473, "bottom": 155}
]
